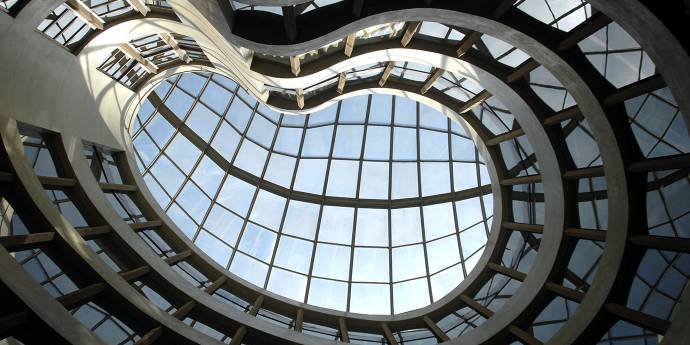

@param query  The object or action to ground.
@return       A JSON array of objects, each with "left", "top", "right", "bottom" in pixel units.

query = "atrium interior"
[{"left": 0, "top": 0, "right": 689, "bottom": 344}]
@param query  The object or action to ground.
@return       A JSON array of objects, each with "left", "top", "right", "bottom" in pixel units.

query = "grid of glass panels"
[
  {"left": 515, "top": 0, "right": 592, "bottom": 32},
  {"left": 38, "top": 0, "right": 171, "bottom": 50},
  {"left": 0, "top": 0, "right": 26, "bottom": 15},
  {"left": 130, "top": 71, "right": 494, "bottom": 315}
]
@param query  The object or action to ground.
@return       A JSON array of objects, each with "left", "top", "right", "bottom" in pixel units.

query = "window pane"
[
  {"left": 326, "top": 160, "right": 359, "bottom": 197},
  {"left": 249, "top": 190, "right": 286, "bottom": 230},
  {"left": 216, "top": 176, "right": 255, "bottom": 216},
  {"left": 308, "top": 278, "right": 348, "bottom": 311},
  {"left": 239, "top": 223, "right": 277, "bottom": 262},
  {"left": 230, "top": 252, "right": 268, "bottom": 287},
  {"left": 359, "top": 162, "right": 389, "bottom": 199},
  {"left": 426, "top": 236, "right": 460, "bottom": 274},
  {"left": 350, "top": 283, "right": 390, "bottom": 314},
  {"left": 393, "top": 278, "right": 430, "bottom": 313},
  {"left": 282, "top": 200, "right": 320, "bottom": 240},
  {"left": 352, "top": 247, "right": 389, "bottom": 283},
  {"left": 423, "top": 202, "right": 456, "bottom": 240},
  {"left": 355, "top": 209, "right": 389, "bottom": 246},
  {"left": 267, "top": 268, "right": 307, "bottom": 302},
  {"left": 312, "top": 243, "right": 350, "bottom": 280},
  {"left": 274, "top": 236, "right": 313, "bottom": 273},
  {"left": 391, "top": 207, "right": 422, "bottom": 246},
  {"left": 319, "top": 206, "right": 354, "bottom": 244},
  {"left": 392, "top": 244, "right": 426, "bottom": 281}
]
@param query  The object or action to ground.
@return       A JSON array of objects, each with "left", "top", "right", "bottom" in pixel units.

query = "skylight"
[{"left": 130, "top": 71, "right": 494, "bottom": 315}]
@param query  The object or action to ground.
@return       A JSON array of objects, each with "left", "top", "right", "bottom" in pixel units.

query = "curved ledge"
[
  {"left": 72, "top": 8, "right": 180, "bottom": 55},
  {"left": 224, "top": 2, "right": 545, "bottom": 55}
]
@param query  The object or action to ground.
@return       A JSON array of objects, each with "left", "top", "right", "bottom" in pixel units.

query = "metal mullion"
[
  {"left": 225, "top": 99, "right": 268, "bottom": 269},
  {"left": 161, "top": 76, "right": 238, "bottom": 249},
  {"left": 348, "top": 95, "right": 378, "bottom": 311},
  {"left": 155, "top": 75, "right": 230, "bottom": 237},
  {"left": 131, "top": 87, "right": 174, "bottom": 138},
  {"left": 262, "top": 112, "right": 305, "bottom": 292},
  {"left": 305, "top": 101, "right": 342, "bottom": 307},
  {"left": 140, "top": 76, "right": 194, "bottom": 176},
  {"left": 656, "top": 175, "right": 682, "bottom": 237},
  {"left": 385, "top": 96, "right": 397, "bottom": 314},
  {"left": 413, "top": 101, "right": 435, "bottom": 307},
  {"left": 476, "top": 147, "right": 491, "bottom": 238},
  {"left": 449, "top": 118, "right": 468, "bottom": 278},
  {"left": 586, "top": 176, "right": 603, "bottom": 230},
  {"left": 267, "top": 114, "right": 310, "bottom": 301}
]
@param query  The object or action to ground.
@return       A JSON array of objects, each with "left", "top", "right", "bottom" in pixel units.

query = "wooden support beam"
[
  {"left": 289, "top": 55, "right": 301, "bottom": 76},
  {"left": 603, "top": 74, "right": 665, "bottom": 105},
  {"left": 172, "top": 301, "right": 195, "bottom": 319},
  {"left": 543, "top": 106, "right": 581, "bottom": 126},
  {"left": 134, "top": 327, "right": 162, "bottom": 345},
  {"left": 296, "top": 88, "right": 304, "bottom": 109},
  {"left": 565, "top": 270, "right": 590, "bottom": 291},
  {"left": 352, "top": 0, "right": 364, "bottom": 17},
  {"left": 119, "top": 266, "right": 150, "bottom": 282},
  {"left": 230, "top": 326, "right": 247, "bottom": 345},
  {"left": 76, "top": 225, "right": 111, "bottom": 240},
  {"left": 249, "top": 295, "right": 264, "bottom": 316},
  {"left": 458, "top": 90, "right": 491, "bottom": 114},
  {"left": 509, "top": 326, "right": 542, "bottom": 345},
  {"left": 457, "top": 31, "right": 483, "bottom": 57},
  {"left": 119, "top": 42, "right": 158, "bottom": 74},
  {"left": 506, "top": 58, "right": 540, "bottom": 83},
  {"left": 380, "top": 323, "right": 399, "bottom": 345},
  {"left": 164, "top": 250, "right": 192, "bottom": 265},
  {"left": 338, "top": 318, "right": 350, "bottom": 342},
  {"left": 487, "top": 263, "right": 527, "bottom": 281},
  {"left": 630, "top": 235, "right": 690, "bottom": 253},
  {"left": 0, "top": 311, "right": 28, "bottom": 338},
  {"left": 344, "top": 33, "right": 356, "bottom": 57},
  {"left": 500, "top": 174, "right": 542, "bottom": 186},
  {"left": 421, "top": 68, "right": 444, "bottom": 94},
  {"left": 57, "top": 283, "right": 105, "bottom": 310},
  {"left": 486, "top": 128, "right": 525, "bottom": 146},
  {"left": 65, "top": 0, "right": 104, "bottom": 30},
  {"left": 38, "top": 176, "right": 77, "bottom": 189},
  {"left": 629, "top": 153, "right": 690, "bottom": 173},
  {"left": 159, "top": 33, "right": 191, "bottom": 63},
  {"left": 400, "top": 21, "right": 421, "bottom": 47},
  {"left": 606, "top": 304, "right": 670, "bottom": 335},
  {"left": 130, "top": 220, "right": 163, "bottom": 232},
  {"left": 502, "top": 222, "right": 543, "bottom": 233},
  {"left": 563, "top": 166, "right": 605, "bottom": 179},
  {"left": 125, "top": 0, "right": 150, "bottom": 16},
  {"left": 378, "top": 61, "right": 395, "bottom": 87},
  {"left": 205, "top": 276, "right": 227, "bottom": 294},
  {"left": 282, "top": 6, "right": 297, "bottom": 42},
  {"left": 337, "top": 72, "right": 347, "bottom": 94},
  {"left": 0, "top": 232, "right": 55, "bottom": 252},
  {"left": 559, "top": 13, "right": 612, "bottom": 51},
  {"left": 564, "top": 228, "right": 606, "bottom": 241},
  {"left": 99, "top": 182, "right": 137, "bottom": 193},
  {"left": 460, "top": 294, "right": 493, "bottom": 318},
  {"left": 294, "top": 309, "right": 304, "bottom": 332},
  {"left": 423, "top": 315, "right": 450, "bottom": 342},
  {"left": 545, "top": 282, "right": 585, "bottom": 303}
]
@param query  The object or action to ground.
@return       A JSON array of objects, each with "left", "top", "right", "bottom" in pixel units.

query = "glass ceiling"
[{"left": 130, "top": 72, "right": 494, "bottom": 315}]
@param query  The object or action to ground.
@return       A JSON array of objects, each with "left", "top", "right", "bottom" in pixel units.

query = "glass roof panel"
[{"left": 131, "top": 72, "right": 494, "bottom": 314}]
